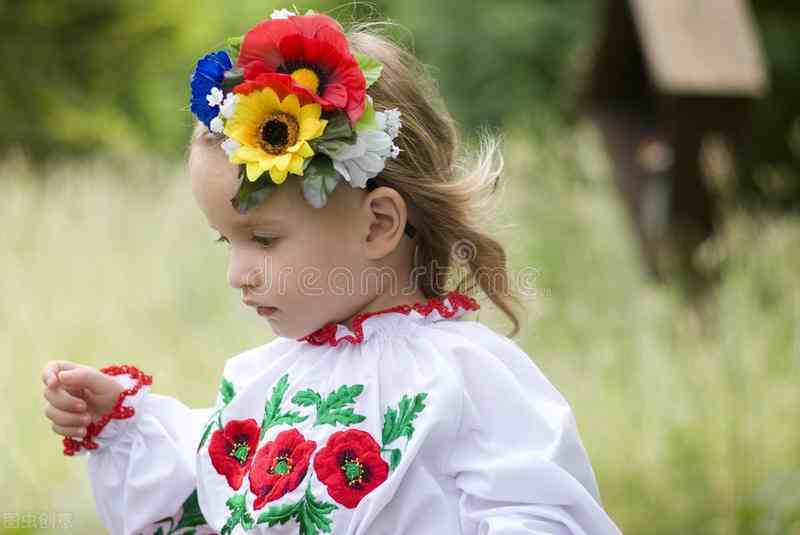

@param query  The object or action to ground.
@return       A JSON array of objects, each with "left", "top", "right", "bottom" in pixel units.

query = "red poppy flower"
[
  {"left": 208, "top": 419, "right": 260, "bottom": 490},
  {"left": 313, "top": 429, "right": 389, "bottom": 508},
  {"left": 232, "top": 72, "right": 312, "bottom": 105},
  {"left": 236, "top": 13, "right": 367, "bottom": 124},
  {"left": 249, "top": 428, "right": 317, "bottom": 510}
]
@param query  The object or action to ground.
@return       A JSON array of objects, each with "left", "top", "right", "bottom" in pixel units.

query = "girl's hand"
[{"left": 41, "top": 360, "right": 125, "bottom": 439}]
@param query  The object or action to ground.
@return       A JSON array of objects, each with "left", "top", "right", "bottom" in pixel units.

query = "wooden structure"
[{"left": 579, "top": 0, "right": 769, "bottom": 290}]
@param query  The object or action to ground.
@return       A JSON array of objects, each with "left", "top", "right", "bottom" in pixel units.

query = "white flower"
[
  {"left": 271, "top": 8, "right": 295, "bottom": 19},
  {"left": 219, "top": 93, "right": 239, "bottom": 119},
  {"left": 206, "top": 87, "right": 224, "bottom": 108},
  {"left": 378, "top": 108, "right": 402, "bottom": 140},
  {"left": 221, "top": 137, "right": 241, "bottom": 157},
  {"left": 317, "top": 130, "right": 393, "bottom": 189},
  {"left": 209, "top": 116, "right": 224, "bottom": 134}
]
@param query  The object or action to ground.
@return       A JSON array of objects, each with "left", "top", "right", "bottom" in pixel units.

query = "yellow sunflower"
[{"left": 223, "top": 87, "right": 328, "bottom": 184}]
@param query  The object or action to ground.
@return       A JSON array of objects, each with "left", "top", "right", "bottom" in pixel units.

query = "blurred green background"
[{"left": 2, "top": 1, "right": 799, "bottom": 533}]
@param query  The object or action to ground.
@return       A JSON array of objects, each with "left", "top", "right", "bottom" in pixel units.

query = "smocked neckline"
[{"left": 296, "top": 290, "right": 481, "bottom": 347}]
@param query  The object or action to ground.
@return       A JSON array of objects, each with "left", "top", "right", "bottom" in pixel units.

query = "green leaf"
[
  {"left": 355, "top": 52, "right": 383, "bottom": 88},
  {"left": 220, "top": 376, "right": 235, "bottom": 404},
  {"left": 389, "top": 448, "right": 402, "bottom": 471},
  {"left": 354, "top": 97, "right": 377, "bottom": 133},
  {"left": 221, "top": 66, "right": 244, "bottom": 92},
  {"left": 304, "top": 383, "right": 367, "bottom": 427},
  {"left": 299, "top": 479, "right": 338, "bottom": 535},
  {"left": 221, "top": 492, "right": 253, "bottom": 535},
  {"left": 256, "top": 479, "right": 338, "bottom": 533},
  {"left": 302, "top": 156, "right": 341, "bottom": 209},
  {"left": 257, "top": 500, "right": 299, "bottom": 527},
  {"left": 381, "top": 392, "right": 428, "bottom": 446},
  {"left": 381, "top": 407, "right": 397, "bottom": 445},
  {"left": 174, "top": 489, "right": 208, "bottom": 530},
  {"left": 196, "top": 407, "right": 223, "bottom": 452},
  {"left": 261, "top": 373, "right": 309, "bottom": 439},
  {"left": 292, "top": 388, "right": 322, "bottom": 407},
  {"left": 316, "top": 110, "right": 354, "bottom": 142},
  {"left": 231, "top": 166, "right": 277, "bottom": 214},
  {"left": 226, "top": 36, "right": 243, "bottom": 60},
  {"left": 154, "top": 528, "right": 164, "bottom": 535}
]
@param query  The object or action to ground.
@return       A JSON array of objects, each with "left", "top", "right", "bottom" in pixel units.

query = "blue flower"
[{"left": 190, "top": 50, "right": 233, "bottom": 128}]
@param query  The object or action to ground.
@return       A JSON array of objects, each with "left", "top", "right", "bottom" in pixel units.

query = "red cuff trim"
[
  {"left": 62, "top": 364, "right": 153, "bottom": 456},
  {"left": 298, "top": 290, "right": 481, "bottom": 347}
]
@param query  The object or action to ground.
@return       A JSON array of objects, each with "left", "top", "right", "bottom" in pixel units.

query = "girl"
[{"left": 41, "top": 8, "right": 622, "bottom": 535}]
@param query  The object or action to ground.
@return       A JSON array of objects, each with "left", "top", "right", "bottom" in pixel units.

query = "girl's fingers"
[
  {"left": 45, "top": 404, "right": 91, "bottom": 428},
  {"left": 51, "top": 422, "right": 87, "bottom": 439},
  {"left": 41, "top": 360, "right": 80, "bottom": 387},
  {"left": 42, "top": 384, "right": 87, "bottom": 413}
]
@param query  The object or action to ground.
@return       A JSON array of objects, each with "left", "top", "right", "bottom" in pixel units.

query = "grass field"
[{"left": 2, "top": 119, "right": 798, "bottom": 534}]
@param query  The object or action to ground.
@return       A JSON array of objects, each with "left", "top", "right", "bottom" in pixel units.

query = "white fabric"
[{"left": 82, "top": 299, "right": 622, "bottom": 534}]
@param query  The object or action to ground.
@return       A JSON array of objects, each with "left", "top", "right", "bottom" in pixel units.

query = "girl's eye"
[
  {"left": 253, "top": 236, "right": 277, "bottom": 248},
  {"left": 213, "top": 233, "right": 276, "bottom": 248}
]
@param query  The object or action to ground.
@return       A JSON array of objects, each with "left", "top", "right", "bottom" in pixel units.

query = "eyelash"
[{"left": 214, "top": 234, "right": 276, "bottom": 248}]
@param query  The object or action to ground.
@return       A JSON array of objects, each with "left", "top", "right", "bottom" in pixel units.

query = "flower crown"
[{"left": 189, "top": 7, "right": 402, "bottom": 213}]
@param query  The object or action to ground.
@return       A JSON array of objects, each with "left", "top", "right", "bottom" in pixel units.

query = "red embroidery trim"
[
  {"left": 297, "top": 290, "right": 480, "bottom": 347},
  {"left": 62, "top": 364, "right": 153, "bottom": 456}
]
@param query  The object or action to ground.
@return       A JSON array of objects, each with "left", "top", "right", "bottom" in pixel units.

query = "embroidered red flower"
[
  {"left": 208, "top": 418, "right": 260, "bottom": 490},
  {"left": 313, "top": 429, "right": 389, "bottom": 508},
  {"left": 249, "top": 428, "right": 317, "bottom": 510},
  {"left": 235, "top": 13, "right": 367, "bottom": 124}
]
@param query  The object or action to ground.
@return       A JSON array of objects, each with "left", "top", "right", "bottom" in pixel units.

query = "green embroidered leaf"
[
  {"left": 261, "top": 373, "right": 309, "bottom": 439},
  {"left": 153, "top": 528, "right": 164, "bottom": 535},
  {"left": 292, "top": 388, "right": 322, "bottom": 407},
  {"left": 355, "top": 52, "right": 383, "bottom": 88},
  {"left": 257, "top": 479, "right": 337, "bottom": 534},
  {"left": 174, "top": 489, "right": 207, "bottom": 530},
  {"left": 381, "top": 392, "right": 428, "bottom": 469},
  {"left": 300, "top": 479, "right": 339, "bottom": 535},
  {"left": 221, "top": 493, "right": 254, "bottom": 535},
  {"left": 389, "top": 448, "right": 402, "bottom": 471},
  {"left": 295, "top": 384, "right": 367, "bottom": 427},
  {"left": 220, "top": 376, "right": 235, "bottom": 404},
  {"left": 257, "top": 500, "right": 301, "bottom": 527}
]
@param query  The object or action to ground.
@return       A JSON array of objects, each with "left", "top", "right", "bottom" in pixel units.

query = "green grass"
[{"left": 2, "top": 119, "right": 799, "bottom": 534}]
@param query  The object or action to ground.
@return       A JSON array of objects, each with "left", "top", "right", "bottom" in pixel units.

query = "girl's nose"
[{"left": 227, "top": 247, "right": 264, "bottom": 291}]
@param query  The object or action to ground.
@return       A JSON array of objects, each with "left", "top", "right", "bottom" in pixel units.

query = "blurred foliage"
[
  {"left": 1, "top": 0, "right": 796, "bottom": 209},
  {"left": 3, "top": 115, "right": 799, "bottom": 534},
  {"left": 741, "top": 0, "right": 800, "bottom": 210},
  {"left": 0, "top": 0, "right": 595, "bottom": 161}
]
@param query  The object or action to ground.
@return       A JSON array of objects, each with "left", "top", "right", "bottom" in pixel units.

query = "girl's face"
[{"left": 189, "top": 138, "right": 380, "bottom": 339}]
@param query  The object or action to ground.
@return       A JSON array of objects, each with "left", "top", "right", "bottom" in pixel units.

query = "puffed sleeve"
[
  {"left": 61, "top": 364, "right": 218, "bottom": 535},
  {"left": 441, "top": 328, "right": 623, "bottom": 535}
]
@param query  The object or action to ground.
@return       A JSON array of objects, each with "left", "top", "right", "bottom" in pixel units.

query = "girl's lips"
[{"left": 257, "top": 306, "right": 277, "bottom": 317}]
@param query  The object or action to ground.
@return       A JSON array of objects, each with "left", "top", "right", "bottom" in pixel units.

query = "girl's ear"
[{"left": 362, "top": 186, "right": 408, "bottom": 260}]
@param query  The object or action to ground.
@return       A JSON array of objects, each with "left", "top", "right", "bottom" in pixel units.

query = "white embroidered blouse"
[{"left": 61, "top": 291, "right": 622, "bottom": 535}]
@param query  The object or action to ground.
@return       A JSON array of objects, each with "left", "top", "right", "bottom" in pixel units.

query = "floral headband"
[{"left": 189, "top": 7, "right": 403, "bottom": 213}]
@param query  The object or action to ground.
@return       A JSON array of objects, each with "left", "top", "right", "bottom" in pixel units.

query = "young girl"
[{"left": 41, "top": 8, "right": 622, "bottom": 535}]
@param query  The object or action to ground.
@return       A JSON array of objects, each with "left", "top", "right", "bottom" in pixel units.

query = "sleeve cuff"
[{"left": 62, "top": 364, "right": 153, "bottom": 456}]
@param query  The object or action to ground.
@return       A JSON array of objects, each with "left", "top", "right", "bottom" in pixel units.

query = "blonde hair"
[{"left": 188, "top": 19, "right": 525, "bottom": 338}]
